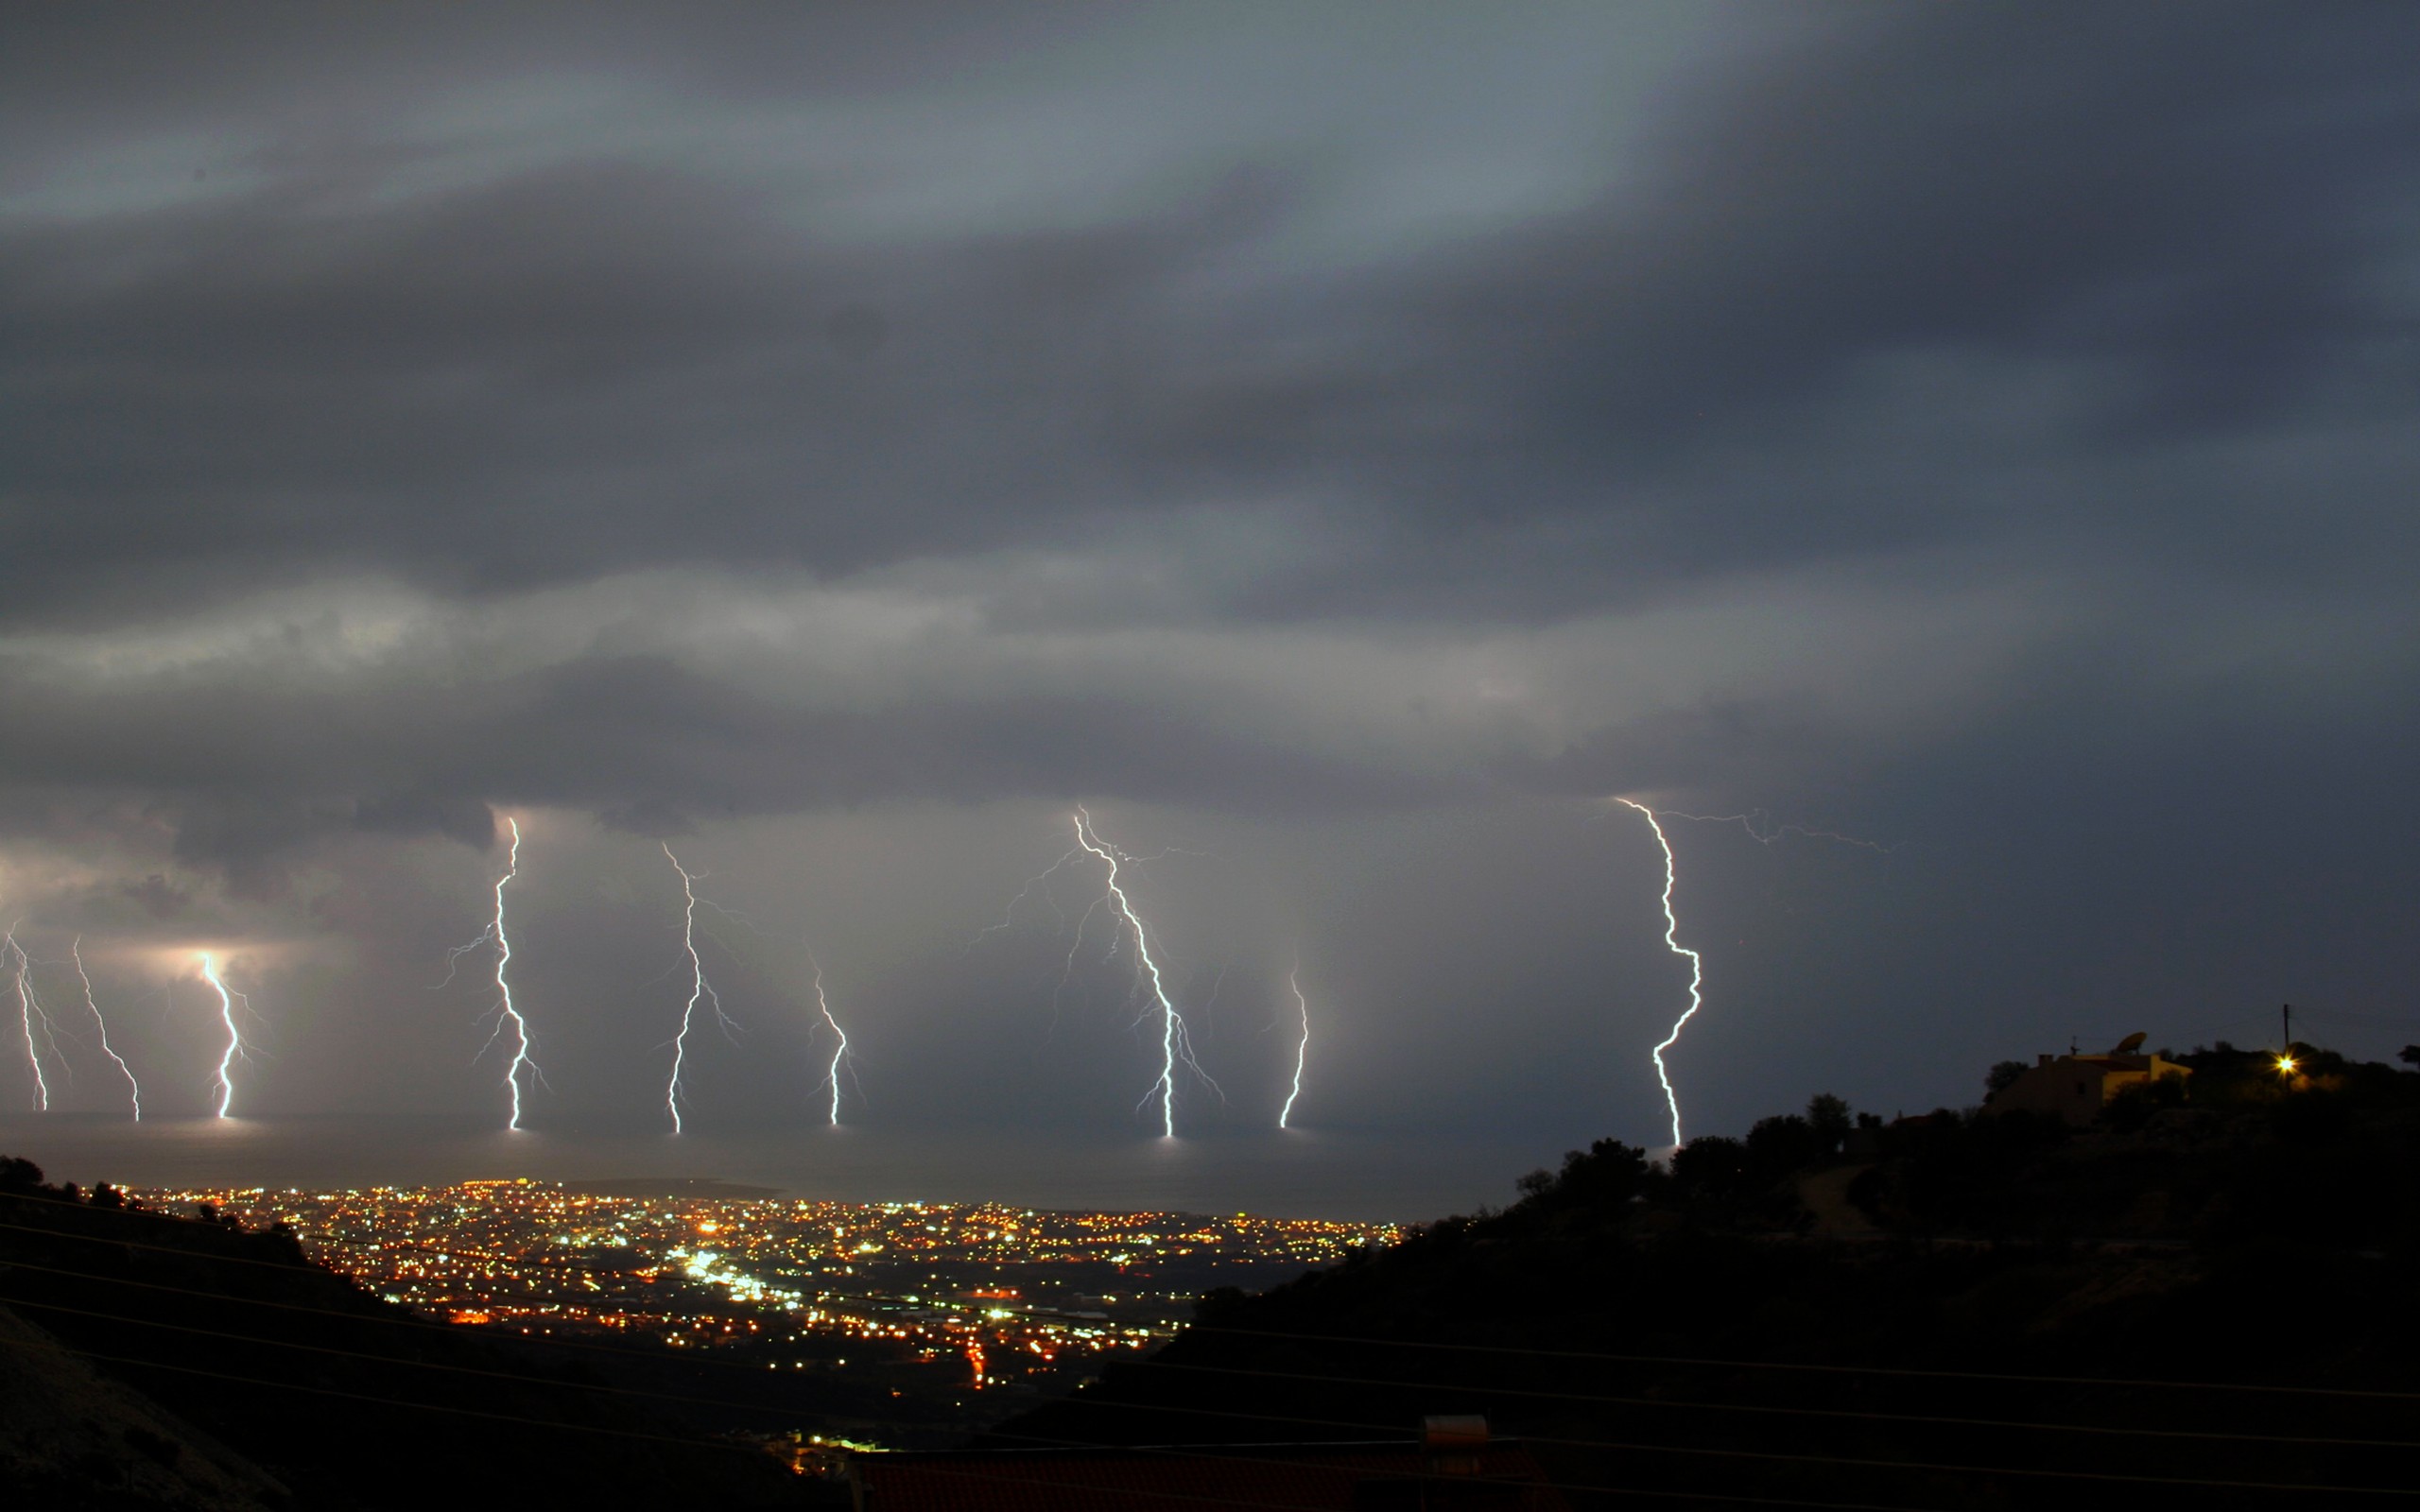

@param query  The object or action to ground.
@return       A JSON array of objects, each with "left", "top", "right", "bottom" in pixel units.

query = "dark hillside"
[
  {"left": 998, "top": 1054, "right": 2420, "bottom": 1510},
  {"left": 0, "top": 1159, "right": 804, "bottom": 1510}
]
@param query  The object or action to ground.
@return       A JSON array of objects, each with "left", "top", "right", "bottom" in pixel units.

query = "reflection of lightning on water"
[
  {"left": 804, "top": 951, "right": 855, "bottom": 1126},
  {"left": 446, "top": 818, "right": 544, "bottom": 1131},
  {"left": 661, "top": 844, "right": 742, "bottom": 1135},
  {"left": 7, "top": 924, "right": 60, "bottom": 1112},
  {"left": 73, "top": 937, "right": 141, "bottom": 1121},
  {"left": 1071, "top": 807, "right": 1219, "bottom": 1138},
  {"left": 1616, "top": 799, "right": 1703, "bottom": 1147},
  {"left": 1279, "top": 967, "right": 1310, "bottom": 1130},
  {"left": 198, "top": 952, "right": 252, "bottom": 1120}
]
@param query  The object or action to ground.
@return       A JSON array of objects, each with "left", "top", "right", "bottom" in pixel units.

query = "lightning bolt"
[
  {"left": 72, "top": 937, "right": 141, "bottom": 1121},
  {"left": 1279, "top": 967, "right": 1310, "bottom": 1130},
  {"left": 7, "top": 924, "right": 60, "bottom": 1112},
  {"left": 805, "top": 951, "right": 855, "bottom": 1126},
  {"left": 1662, "top": 809, "right": 1894, "bottom": 852},
  {"left": 198, "top": 952, "right": 252, "bottom": 1120},
  {"left": 448, "top": 818, "right": 544, "bottom": 1130},
  {"left": 1617, "top": 799, "right": 1703, "bottom": 1148},
  {"left": 1070, "top": 807, "right": 1219, "bottom": 1138},
  {"left": 661, "top": 844, "right": 741, "bottom": 1134},
  {"left": 967, "top": 844, "right": 1082, "bottom": 948}
]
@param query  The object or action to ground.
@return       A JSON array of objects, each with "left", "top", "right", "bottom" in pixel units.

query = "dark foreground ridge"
[
  {"left": 990, "top": 1040, "right": 2420, "bottom": 1509},
  {"left": 9, "top": 1039, "right": 2419, "bottom": 1508},
  {"left": 0, "top": 1158, "right": 802, "bottom": 1510}
]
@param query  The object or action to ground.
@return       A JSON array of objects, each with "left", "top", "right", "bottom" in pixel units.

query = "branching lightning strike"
[
  {"left": 72, "top": 937, "right": 141, "bottom": 1121},
  {"left": 661, "top": 844, "right": 742, "bottom": 1134},
  {"left": 7, "top": 924, "right": 60, "bottom": 1112},
  {"left": 1616, "top": 799, "right": 1704, "bottom": 1148},
  {"left": 1279, "top": 967, "right": 1310, "bottom": 1130},
  {"left": 967, "top": 846, "right": 1081, "bottom": 949},
  {"left": 804, "top": 951, "right": 855, "bottom": 1126},
  {"left": 198, "top": 952, "right": 251, "bottom": 1120},
  {"left": 1070, "top": 807, "right": 1219, "bottom": 1138},
  {"left": 1662, "top": 810, "right": 1893, "bottom": 852},
  {"left": 447, "top": 818, "right": 544, "bottom": 1130}
]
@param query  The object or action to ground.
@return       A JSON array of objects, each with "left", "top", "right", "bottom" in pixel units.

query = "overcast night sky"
[{"left": 2, "top": 4, "right": 2416, "bottom": 1176}]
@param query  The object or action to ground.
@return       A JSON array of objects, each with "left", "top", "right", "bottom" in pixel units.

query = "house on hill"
[{"left": 1984, "top": 1033, "right": 2190, "bottom": 1126}]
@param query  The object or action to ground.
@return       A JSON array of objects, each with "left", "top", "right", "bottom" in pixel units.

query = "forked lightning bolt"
[
  {"left": 198, "top": 952, "right": 253, "bottom": 1120},
  {"left": 1279, "top": 967, "right": 1310, "bottom": 1130},
  {"left": 661, "top": 844, "right": 742, "bottom": 1134},
  {"left": 805, "top": 952, "right": 854, "bottom": 1126},
  {"left": 1662, "top": 810, "right": 1893, "bottom": 852},
  {"left": 1617, "top": 799, "right": 1704, "bottom": 1147},
  {"left": 7, "top": 924, "right": 60, "bottom": 1112},
  {"left": 73, "top": 937, "right": 142, "bottom": 1121},
  {"left": 1070, "top": 807, "right": 1219, "bottom": 1138},
  {"left": 446, "top": 818, "right": 544, "bottom": 1130}
]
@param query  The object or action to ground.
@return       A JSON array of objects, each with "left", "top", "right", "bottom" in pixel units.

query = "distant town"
[{"left": 130, "top": 1179, "right": 1396, "bottom": 1441}]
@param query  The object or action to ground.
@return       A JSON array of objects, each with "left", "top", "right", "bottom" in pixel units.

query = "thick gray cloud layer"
[{"left": 1, "top": 5, "right": 2414, "bottom": 1143}]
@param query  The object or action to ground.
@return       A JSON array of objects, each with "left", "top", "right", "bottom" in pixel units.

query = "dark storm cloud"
[
  {"left": 0, "top": 644, "right": 1464, "bottom": 888},
  {"left": 352, "top": 792, "right": 497, "bottom": 850},
  {"left": 2, "top": 4, "right": 2407, "bottom": 632},
  {"left": 3, "top": 6, "right": 2418, "bottom": 1138}
]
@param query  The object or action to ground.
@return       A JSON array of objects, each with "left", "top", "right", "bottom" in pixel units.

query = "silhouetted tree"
[
  {"left": 1985, "top": 1060, "right": 2028, "bottom": 1097},
  {"left": 1746, "top": 1114, "right": 1827, "bottom": 1179},
  {"left": 1669, "top": 1136, "right": 1748, "bottom": 1194},
  {"left": 1806, "top": 1093, "right": 1852, "bottom": 1152}
]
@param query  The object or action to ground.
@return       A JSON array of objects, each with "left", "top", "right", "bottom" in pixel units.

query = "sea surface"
[{"left": 0, "top": 1116, "right": 1563, "bottom": 1224}]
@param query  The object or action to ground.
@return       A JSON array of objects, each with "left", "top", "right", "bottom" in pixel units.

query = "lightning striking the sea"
[
  {"left": 661, "top": 844, "right": 741, "bottom": 1134},
  {"left": 198, "top": 952, "right": 251, "bottom": 1120},
  {"left": 7, "top": 925, "right": 58, "bottom": 1112},
  {"left": 72, "top": 937, "right": 141, "bottom": 1121},
  {"left": 1616, "top": 799, "right": 1704, "bottom": 1147},
  {"left": 447, "top": 818, "right": 544, "bottom": 1130},
  {"left": 1070, "top": 807, "right": 1218, "bottom": 1138},
  {"left": 1279, "top": 967, "right": 1310, "bottom": 1130}
]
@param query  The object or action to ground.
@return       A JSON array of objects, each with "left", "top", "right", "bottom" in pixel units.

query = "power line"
[
  {"left": 1110, "top": 1356, "right": 2420, "bottom": 1452},
  {"left": 10, "top": 1258, "right": 2411, "bottom": 1466},
  {"left": 8, "top": 1235, "right": 2406, "bottom": 1498},
  {"left": 980, "top": 1404, "right": 2420, "bottom": 1502},
  {"left": 0, "top": 1249, "right": 873, "bottom": 1379},
  {"left": 977, "top": 1426, "right": 1958, "bottom": 1512},
  {"left": 0, "top": 1293, "right": 831, "bottom": 1421},
  {"left": 0, "top": 1329, "right": 783, "bottom": 1458},
  {"left": 1191, "top": 1325, "right": 2420, "bottom": 1402},
  {"left": 11, "top": 1195, "right": 2412, "bottom": 1419}
]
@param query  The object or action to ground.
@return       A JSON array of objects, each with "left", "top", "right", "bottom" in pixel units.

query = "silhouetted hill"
[
  {"left": 998, "top": 1047, "right": 2420, "bottom": 1509},
  {"left": 0, "top": 1159, "right": 804, "bottom": 1510}
]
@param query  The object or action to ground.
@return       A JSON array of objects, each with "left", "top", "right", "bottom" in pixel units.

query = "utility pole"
[{"left": 2282, "top": 1003, "right": 2292, "bottom": 1052}]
